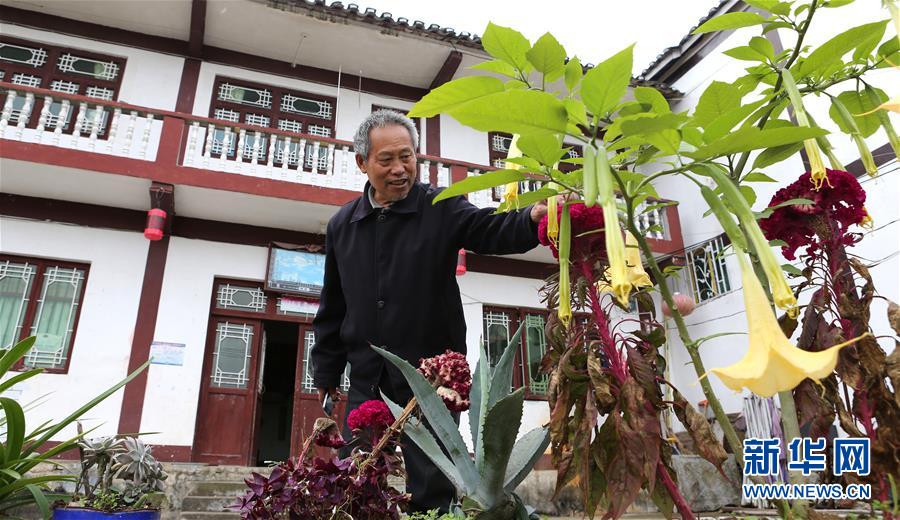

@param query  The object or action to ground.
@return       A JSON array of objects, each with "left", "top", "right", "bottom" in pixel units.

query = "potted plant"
[{"left": 53, "top": 434, "right": 167, "bottom": 519}]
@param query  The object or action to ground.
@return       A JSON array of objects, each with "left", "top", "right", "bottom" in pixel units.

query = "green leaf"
[
  {"left": 687, "top": 126, "right": 828, "bottom": 159},
  {"left": 503, "top": 427, "right": 551, "bottom": 492},
  {"left": 487, "top": 324, "right": 523, "bottom": 414},
  {"left": 620, "top": 112, "right": 686, "bottom": 136},
  {"left": 823, "top": 0, "right": 855, "bottom": 7},
  {"left": 693, "top": 81, "right": 743, "bottom": 127},
  {"left": 373, "top": 346, "right": 480, "bottom": 487},
  {"left": 449, "top": 89, "right": 569, "bottom": 135},
  {"left": 749, "top": 36, "right": 775, "bottom": 60},
  {"left": 0, "top": 369, "right": 41, "bottom": 394},
  {"left": 742, "top": 171, "right": 778, "bottom": 182},
  {"left": 752, "top": 141, "right": 804, "bottom": 169},
  {"left": 505, "top": 79, "right": 528, "bottom": 90},
  {"left": 0, "top": 398, "right": 25, "bottom": 463},
  {"left": 739, "top": 185, "right": 757, "bottom": 207},
  {"left": 743, "top": 0, "right": 779, "bottom": 11},
  {"left": 516, "top": 133, "right": 565, "bottom": 166},
  {"left": 781, "top": 263, "right": 803, "bottom": 276},
  {"left": 563, "top": 98, "right": 588, "bottom": 127},
  {"left": 0, "top": 337, "right": 35, "bottom": 377},
  {"left": 581, "top": 44, "right": 634, "bottom": 117},
  {"left": 704, "top": 99, "right": 766, "bottom": 142},
  {"left": 526, "top": 32, "right": 567, "bottom": 78},
  {"left": 828, "top": 89, "right": 888, "bottom": 138},
  {"left": 502, "top": 187, "right": 557, "bottom": 209},
  {"left": 382, "top": 393, "right": 469, "bottom": 493},
  {"left": 409, "top": 76, "right": 505, "bottom": 118},
  {"left": 724, "top": 45, "right": 768, "bottom": 62},
  {"left": 25, "top": 484, "right": 50, "bottom": 520},
  {"left": 469, "top": 344, "right": 489, "bottom": 454},
  {"left": 474, "top": 388, "right": 525, "bottom": 509},
  {"left": 798, "top": 20, "right": 890, "bottom": 77},
  {"left": 693, "top": 12, "right": 767, "bottom": 34},
  {"left": 646, "top": 129, "right": 682, "bottom": 155},
  {"left": 470, "top": 60, "right": 519, "bottom": 79},
  {"left": 564, "top": 56, "right": 582, "bottom": 92},
  {"left": 434, "top": 169, "right": 526, "bottom": 204},
  {"left": 482, "top": 22, "right": 531, "bottom": 72},
  {"left": 756, "top": 197, "right": 816, "bottom": 218},
  {"left": 633, "top": 86, "right": 670, "bottom": 114}
]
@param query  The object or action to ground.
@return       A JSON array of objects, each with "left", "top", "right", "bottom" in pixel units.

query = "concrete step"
[
  {"left": 189, "top": 481, "right": 248, "bottom": 497},
  {"left": 179, "top": 513, "right": 241, "bottom": 520},
  {"left": 181, "top": 495, "right": 240, "bottom": 513}
]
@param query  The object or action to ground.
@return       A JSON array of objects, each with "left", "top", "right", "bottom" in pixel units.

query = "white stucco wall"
[
  {"left": 0, "top": 217, "right": 148, "bottom": 440},
  {"left": 651, "top": 4, "right": 899, "bottom": 420},
  {"left": 0, "top": 23, "right": 184, "bottom": 111}
]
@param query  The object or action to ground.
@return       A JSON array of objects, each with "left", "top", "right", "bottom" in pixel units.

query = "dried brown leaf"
[
  {"left": 587, "top": 351, "right": 617, "bottom": 415},
  {"left": 889, "top": 300, "right": 900, "bottom": 336},
  {"left": 672, "top": 390, "right": 728, "bottom": 471}
]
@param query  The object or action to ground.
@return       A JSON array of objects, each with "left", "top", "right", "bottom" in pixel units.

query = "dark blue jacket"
[{"left": 311, "top": 181, "right": 539, "bottom": 394}]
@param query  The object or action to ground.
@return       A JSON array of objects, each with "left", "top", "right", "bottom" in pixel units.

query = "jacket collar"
[{"left": 350, "top": 181, "right": 423, "bottom": 222}]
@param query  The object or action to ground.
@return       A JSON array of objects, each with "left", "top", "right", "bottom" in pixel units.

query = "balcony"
[{"left": 0, "top": 82, "right": 683, "bottom": 255}]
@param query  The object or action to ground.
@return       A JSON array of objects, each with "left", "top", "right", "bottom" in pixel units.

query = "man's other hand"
[
  {"left": 317, "top": 387, "right": 342, "bottom": 417},
  {"left": 530, "top": 195, "right": 567, "bottom": 224}
]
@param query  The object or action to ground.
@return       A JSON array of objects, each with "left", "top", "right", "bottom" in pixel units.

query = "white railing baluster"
[
  {"left": 297, "top": 138, "right": 308, "bottom": 182},
  {"left": 53, "top": 100, "right": 70, "bottom": 146},
  {"left": 280, "top": 137, "right": 291, "bottom": 180},
  {"left": 203, "top": 123, "right": 215, "bottom": 168},
  {"left": 71, "top": 101, "right": 87, "bottom": 148},
  {"left": 106, "top": 108, "right": 121, "bottom": 153},
  {"left": 0, "top": 91, "right": 16, "bottom": 136},
  {"left": 184, "top": 121, "right": 200, "bottom": 166},
  {"left": 252, "top": 131, "right": 263, "bottom": 175},
  {"left": 15, "top": 93, "right": 34, "bottom": 141},
  {"left": 234, "top": 129, "right": 246, "bottom": 174},
  {"left": 140, "top": 113, "right": 153, "bottom": 159},
  {"left": 34, "top": 96, "right": 51, "bottom": 143},
  {"left": 219, "top": 128, "right": 232, "bottom": 170},
  {"left": 266, "top": 133, "right": 277, "bottom": 178},
  {"left": 437, "top": 162, "right": 448, "bottom": 187},
  {"left": 310, "top": 140, "right": 321, "bottom": 175},
  {"left": 326, "top": 143, "right": 335, "bottom": 177},
  {"left": 122, "top": 110, "right": 137, "bottom": 155},
  {"left": 421, "top": 160, "right": 431, "bottom": 185},
  {"left": 88, "top": 105, "right": 103, "bottom": 151}
]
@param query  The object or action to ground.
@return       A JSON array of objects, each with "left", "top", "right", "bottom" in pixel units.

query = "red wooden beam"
[
  {"left": 429, "top": 50, "right": 462, "bottom": 90},
  {"left": 189, "top": 0, "right": 207, "bottom": 58}
]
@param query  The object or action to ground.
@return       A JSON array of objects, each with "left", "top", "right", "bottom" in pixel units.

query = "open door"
[{"left": 193, "top": 318, "right": 263, "bottom": 465}]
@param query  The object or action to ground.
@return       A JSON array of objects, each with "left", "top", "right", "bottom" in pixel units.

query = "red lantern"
[
  {"left": 455, "top": 248, "right": 467, "bottom": 276},
  {"left": 144, "top": 208, "right": 167, "bottom": 241},
  {"left": 662, "top": 292, "right": 696, "bottom": 317}
]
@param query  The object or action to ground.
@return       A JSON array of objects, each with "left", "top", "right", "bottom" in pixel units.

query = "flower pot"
[{"left": 53, "top": 508, "right": 161, "bottom": 520}]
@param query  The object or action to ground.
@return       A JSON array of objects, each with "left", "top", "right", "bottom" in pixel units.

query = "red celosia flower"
[
  {"left": 313, "top": 427, "right": 346, "bottom": 449},
  {"left": 759, "top": 169, "right": 867, "bottom": 260},
  {"left": 347, "top": 400, "right": 394, "bottom": 431},
  {"left": 418, "top": 349, "right": 472, "bottom": 412},
  {"left": 537, "top": 202, "right": 605, "bottom": 261}
]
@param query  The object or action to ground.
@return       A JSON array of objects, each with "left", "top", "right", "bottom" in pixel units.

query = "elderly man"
[{"left": 311, "top": 110, "right": 546, "bottom": 513}]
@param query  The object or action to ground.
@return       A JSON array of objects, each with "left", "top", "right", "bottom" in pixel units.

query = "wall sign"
[{"left": 150, "top": 341, "right": 185, "bottom": 366}]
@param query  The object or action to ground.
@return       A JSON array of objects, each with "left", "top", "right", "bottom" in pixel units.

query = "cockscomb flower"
[
  {"left": 538, "top": 202, "right": 605, "bottom": 261},
  {"left": 312, "top": 417, "right": 346, "bottom": 449},
  {"left": 347, "top": 400, "right": 394, "bottom": 432},
  {"left": 710, "top": 253, "right": 867, "bottom": 396},
  {"left": 759, "top": 169, "right": 868, "bottom": 260},
  {"left": 418, "top": 349, "right": 472, "bottom": 412}
]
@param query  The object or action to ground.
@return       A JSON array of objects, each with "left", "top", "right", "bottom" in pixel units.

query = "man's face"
[{"left": 356, "top": 125, "right": 417, "bottom": 205}]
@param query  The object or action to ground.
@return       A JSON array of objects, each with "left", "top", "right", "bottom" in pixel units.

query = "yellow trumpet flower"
[
  {"left": 710, "top": 253, "right": 867, "bottom": 397},
  {"left": 602, "top": 198, "right": 630, "bottom": 307},
  {"left": 780, "top": 69, "right": 830, "bottom": 190},
  {"left": 861, "top": 207, "right": 874, "bottom": 229},
  {"left": 503, "top": 135, "right": 523, "bottom": 209},
  {"left": 625, "top": 231, "right": 652, "bottom": 290},
  {"left": 547, "top": 185, "right": 559, "bottom": 248}
]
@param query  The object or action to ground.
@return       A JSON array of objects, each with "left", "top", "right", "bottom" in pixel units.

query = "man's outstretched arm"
[{"left": 450, "top": 194, "right": 547, "bottom": 255}]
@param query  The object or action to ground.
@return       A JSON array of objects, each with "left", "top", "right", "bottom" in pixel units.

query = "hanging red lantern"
[
  {"left": 144, "top": 208, "right": 167, "bottom": 241},
  {"left": 455, "top": 248, "right": 467, "bottom": 276},
  {"left": 662, "top": 292, "right": 696, "bottom": 318}
]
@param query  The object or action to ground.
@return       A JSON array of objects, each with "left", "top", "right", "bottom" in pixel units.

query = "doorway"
[{"left": 254, "top": 321, "right": 299, "bottom": 465}]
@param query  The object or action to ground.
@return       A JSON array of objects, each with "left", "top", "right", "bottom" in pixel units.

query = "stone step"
[
  {"left": 179, "top": 513, "right": 241, "bottom": 520},
  {"left": 189, "top": 481, "right": 249, "bottom": 497},
  {"left": 181, "top": 495, "right": 240, "bottom": 513}
]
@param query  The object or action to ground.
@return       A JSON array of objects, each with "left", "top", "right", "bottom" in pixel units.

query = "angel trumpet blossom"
[
  {"left": 546, "top": 184, "right": 560, "bottom": 248},
  {"left": 781, "top": 69, "right": 829, "bottom": 189},
  {"left": 710, "top": 253, "right": 868, "bottom": 397},
  {"left": 503, "top": 135, "right": 523, "bottom": 209},
  {"left": 625, "top": 231, "right": 652, "bottom": 290}
]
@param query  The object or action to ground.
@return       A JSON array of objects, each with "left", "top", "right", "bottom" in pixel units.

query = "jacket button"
[
  {"left": 377, "top": 214, "right": 386, "bottom": 222},
  {"left": 377, "top": 300, "right": 385, "bottom": 309}
]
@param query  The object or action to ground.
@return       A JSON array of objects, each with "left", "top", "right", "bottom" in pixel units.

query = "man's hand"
[
  {"left": 530, "top": 195, "right": 568, "bottom": 224},
  {"left": 317, "top": 387, "right": 342, "bottom": 418}
]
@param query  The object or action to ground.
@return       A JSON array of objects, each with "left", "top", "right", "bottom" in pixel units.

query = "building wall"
[
  {"left": 654, "top": 3, "right": 899, "bottom": 418},
  {"left": 0, "top": 217, "right": 148, "bottom": 440}
]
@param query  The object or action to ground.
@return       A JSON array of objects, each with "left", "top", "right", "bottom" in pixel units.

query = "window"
[
  {"left": 482, "top": 307, "right": 549, "bottom": 398},
  {"left": 0, "top": 255, "right": 89, "bottom": 372},
  {"left": 0, "top": 37, "right": 126, "bottom": 135},
  {"left": 686, "top": 235, "right": 732, "bottom": 303},
  {"left": 208, "top": 77, "right": 336, "bottom": 169},
  {"left": 485, "top": 132, "right": 581, "bottom": 202}
]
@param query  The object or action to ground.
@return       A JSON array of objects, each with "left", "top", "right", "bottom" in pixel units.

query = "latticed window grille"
[
  {"left": 50, "top": 79, "right": 79, "bottom": 94},
  {"left": 216, "top": 283, "right": 267, "bottom": 312},
  {"left": 57, "top": 53, "right": 119, "bottom": 81},
  {"left": 482, "top": 310, "right": 511, "bottom": 369},
  {"left": 0, "top": 261, "right": 36, "bottom": 350},
  {"left": 85, "top": 86, "right": 114, "bottom": 100},
  {"left": 214, "top": 108, "right": 240, "bottom": 123},
  {"left": 281, "top": 94, "right": 332, "bottom": 119},
  {"left": 300, "top": 330, "right": 350, "bottom": 393},
  {"left": 0, "top": 42, "right": 48, "bottom": 67},
  {"left": 11, "top": 72, "right": 40, "bottom": 87},
  {"left": 686, "top": 235, "right": 732, "bottom": 303},
  {"left": 24, "top": 266, "right": 85, "bottom": 369},
  {"left": 218, "top": 82, "right": 272, "bottom": 109},
  {"left": 277, "top": 119, "right": 303, "bottom": 134},
  {"left": 244, "top": 113, "right": 270, "bottom": 127},
  {"left": 523, "top": 313, "right": 549, "bottom": 395},
  {"left": 491, "top": 133, "right": 511, "bottom": 153},
  {"left": 306, "top": 124, "right": 331, "bottom": 137},
  {"left": 211, "top": 322, "right": 254, "bottom": 388}
]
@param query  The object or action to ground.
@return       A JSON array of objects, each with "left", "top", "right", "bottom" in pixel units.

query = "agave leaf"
[
  {"left": 0, "top": 337, "right": 36, "bottom": 376},
  {"left": 474, "top": 388, "right": 525, "bottom": 509},
  {"left": 477, "top": 324, "right": 523, "bottom": 473},
  {"left": 470, "top": 343, "right": 489, "bottom": 454},
  {"left": 503, "top": 426, "right": 550, "bottom": 492},
  {"left": 373, "top": 347, "right": 480, "bottom": 489},
  {"left": 381, "top": 392, "right": 470, "bottom": 494}
]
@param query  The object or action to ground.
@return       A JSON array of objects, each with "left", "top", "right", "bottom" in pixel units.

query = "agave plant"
[
  {"left": 0, "top": 337, "right": 149, "bottom": 519},
  {"left": 111, "top": 436, "right": 167, "bottom": 505},
  {"left": 375, "top": 325, "right": 549, "bottom": 519}
]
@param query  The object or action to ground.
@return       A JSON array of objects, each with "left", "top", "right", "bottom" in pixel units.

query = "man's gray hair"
[{"left": 353, "top": 109, "right": 419, "bottom": 160}]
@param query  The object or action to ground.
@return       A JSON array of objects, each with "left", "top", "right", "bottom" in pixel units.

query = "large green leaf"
[
  {"left": 797, "top": 20, "right": 890, "bottom": 77},
  {"left": 433, "top": 170, "right": 526, "bottom": 204},
  {"left": 474, "top": 388, "right": 525, "bottom": 509},
  {"left": 516, "top": 133, "right": 564, "bottom": 166},
  {"left": 686, "top": 125, "right": 828, "bottom": 159},
  {"left": 448, "top": 89, "right": 569, "bottom": 135},
  {"left": 25, "top": 484, "right": 51, "bottom": 520},
  {"left": 469, "top": 344, "right": 490, "bottom": 453},
  {"left": 633, "top": 86, "right": 670, "bottom": 114},
  {"left": 828, "top": 89, "right": 888, "bottom": 138},
  {"left": 482, "top": 22, "right": 531, "bottom": 72},
  {"left": 503, "top": 426, "right": 550, "bottom": 492},
  {"left": 620, "top": 113, "right": 686, "bottom": 137},
  {"left": 373, "top": 347, "right": 480, "bottom": 486},
  {"left": 381, "top": 393, "right": 471, "bottom": 494},
  {"left": 470, "top": 60, "right": 519, "bottom": 79},
  {"left": 0, "top": 398, "right": 25, "bottom": 464},
  {"left": 693, "top": 81, "right": 742, "bottom": 127},
  {"left": 581, "top": 44, "right": 634, "bottom": 117},
  {"left": 526, "top": 33, "right": 566, "bottom": 80},
  {"left": 703, "top": 99, "right": 766, "bottom": 143},
  {"left": 409, "top": 76, "right": 505, "bottom": 118},
  {"left": 752, "top": 142, "right": 804, "bottom": 169},
  {"left": 0, "top": 337, "right": 35, "bottom": 377},
  {"left": 0, "top": 369, "right": 41, "bottom": 394},
  {"left": 564, "top": 56, "right": 582, "bottom": 91},
  {"left": 692, "top": 12, "right": 767, "bottom": 34},
  {"left": 477, "top": 324, "right": 523, "bottom": 473}
]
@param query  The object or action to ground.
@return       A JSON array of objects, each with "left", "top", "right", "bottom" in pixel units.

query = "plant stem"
[
  {"left": 360, "top": 397, "right": 418, "bottom": 471},
  {"left": 657, "top": 460, "right": 695, "bottom": 520}
]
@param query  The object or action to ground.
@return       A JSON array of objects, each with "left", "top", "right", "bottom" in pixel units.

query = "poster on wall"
[
  {"left": 150, "top": 341, "right": 185, "bottom": 366},
  {"left": 266, "top": 244, "right": 326, "bottom": 296}
]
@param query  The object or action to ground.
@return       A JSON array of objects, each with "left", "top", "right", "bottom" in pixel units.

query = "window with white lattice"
[
  {"left": 0, "top": 255, "right": 89, "bottom": 373},
  {"left": 686, "top": 235, "right": 732, "bottom": 303},
  {"left": 482, "top": 306, "right": 550, "bottom": 398}
]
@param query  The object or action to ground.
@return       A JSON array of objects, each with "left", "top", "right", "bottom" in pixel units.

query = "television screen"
[{"left": 266, "top": 247, "right": 326, "bottom": 296}]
